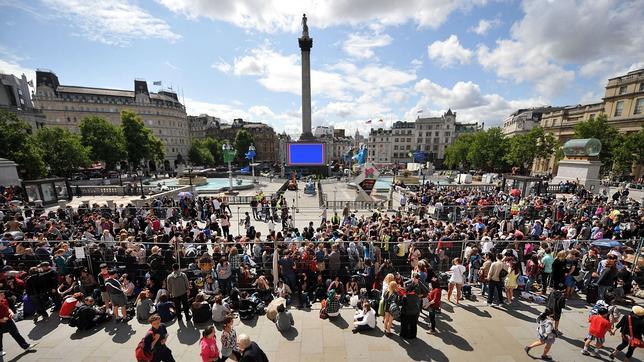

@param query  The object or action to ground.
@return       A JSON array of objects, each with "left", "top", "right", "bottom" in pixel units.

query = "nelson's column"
[{"left": 298, "top": 13, "right": 314, "bottom": 140}]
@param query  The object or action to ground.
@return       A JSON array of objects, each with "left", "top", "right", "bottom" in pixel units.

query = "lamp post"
[
  {"left": 137, "top": 168, "right": 146, "bottom": 199},
  {"left": 116, "top": 164, "right": 123, "bottom": 187},
  {"left": 248, "top": 144, "right": 257, "bottom": 183},
  {"left": 222, "top": 142, "right": 236, "bottom": 194},
  {"left": 187, "top": 163, "right": 193, "bottom": 190}
]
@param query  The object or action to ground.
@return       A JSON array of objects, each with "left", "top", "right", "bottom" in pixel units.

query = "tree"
[
  {"left": 79, "top": 116, "right": 126, "bottom": 169},
  {"left": 574, "top": 114, "right": 622, "bottom": 174},
  {"left": 121, "top": 110, "right": 165, "bottom": 169},
  {"left": 504, "top": 127, "right": 559, "bottom": 174},
  {"left": 0, "top": 110, "right": 45, "bottom": 179},
  {"left": 466, "top": 128, "right": 509, "bottom": 172},
  {"left": 444, "top": 133, "right": 474, "bottom": 170},
  {"left": 188, "top": 139, "right": 215, "bottom": 166},
  {"left": 202, "top": 137, "right": 223, "bottom": 165},
  {"left": 234, "top": 129, "right": 254, "bottom": 163},
  {"left": 35, "top": 127, "right": 90, "bottom": 177},
  {"left": 612, "top": 126, "right": 644, "bottom": 176}
]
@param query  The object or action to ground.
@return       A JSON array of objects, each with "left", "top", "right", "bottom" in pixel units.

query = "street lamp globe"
[{"left": 248, "top": 144, "right": 256, "bottom": 152}]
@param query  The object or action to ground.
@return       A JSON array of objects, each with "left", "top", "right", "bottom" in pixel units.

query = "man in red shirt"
[
  {"left": 582, "top": 308, "right": 614, "bottom": 357},
  {"left": 0, "top": 290, "right": 34, "bottom": 356}
]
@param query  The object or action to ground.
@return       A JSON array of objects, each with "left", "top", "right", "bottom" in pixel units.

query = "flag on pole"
[
  {"left": 153, "top": 81, "right": 162, "bottom": 86},
  {"left": 416, "top": 109, "right": 423, "bottom": 114},
  {"left": 365, "top": 119, "right": 372, "bottom": 124}
]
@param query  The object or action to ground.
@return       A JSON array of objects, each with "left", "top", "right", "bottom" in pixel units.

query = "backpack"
[
  {"left": 499, "top": 268, "right": 508, "bottom": 279},
  {"left": 135, "top": 330, "right": 154, "bottom": 362},
  {"left": 389, "top": 301, "right": 401, "bottom": 320},
  {"left": 68, "top": 307, "right": 81, "bottom": 328}
]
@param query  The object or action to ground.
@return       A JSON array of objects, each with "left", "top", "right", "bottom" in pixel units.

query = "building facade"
[
  {"left": 0, "top": 72, "right": 46, "bottom": 131},
  {"left": 188, "top": 114, "right": 220, "bottom": 140},
  {"left": 206, "top": 118, "right": 278, "bottom": 163},
  {"left": 368, "top": 109, "right": 461, "bottom": 165},
  {"left": 34, "top": 70, "right": 189, "bottom": 170},
  {"left": 532, "top": 68, "right": 644, "bottom": 176},
  {"left": 502, "top": 107, "right": 562, "bottom": 137}
]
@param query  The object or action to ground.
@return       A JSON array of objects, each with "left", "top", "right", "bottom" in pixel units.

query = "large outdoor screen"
[{"left": 287, "top": 143, "right": 325, "bottom": 166}]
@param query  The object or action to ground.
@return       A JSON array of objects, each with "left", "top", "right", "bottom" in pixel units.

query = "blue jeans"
[{"left": 487, "top": 281, "right": 504, "bottom": 304}]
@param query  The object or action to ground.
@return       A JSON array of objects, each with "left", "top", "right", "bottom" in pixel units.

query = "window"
[
  {"left": 406, "top": 138, "right": 411, "bottom": 142},
  {"left": 435, "top": 131, "right": 439, "bottom": 136},
  {"left": 394, "top": 138, "right": 398, "bottom": 142},
  {"left": 635, "top": 98, "right": 644, "bottom": 115},
  {"left": 618, "top": 85, "right": 627, "bottom": 95},
  {"left": 393, "top": 145, "right": 398, "bottom": 150},
  {"left": 406, "top": 145, "right": 411, "bottom": 150},
  {"left": 433, "top": 145, "right": 438, "bottom": 151},
  {"left": 640, "top": 83, "right": 644, "bottom": 91},
  {"left": 445, "top": 132, "right": 451, "bottom": 137},
  {"left": 614, "top": 101, "right": 624, "bottom": 116}
]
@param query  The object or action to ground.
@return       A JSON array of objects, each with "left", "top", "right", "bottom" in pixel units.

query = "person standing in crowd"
[
  {"left": 140, "top": 314, "right": 175, "bottom": 362},
  {"left": 220, "top": 316, "right": 241, "bottom": 361},
  {"left": 237, "top": 334, "right": 269, "bottom": 362},
  {"left": 105, "top": 270, "right": 128, "bottom": 322},
  {"left": 166, "top": 263, "right": 191, "bottom": 322},
  {"left": 426, "top": 280, "right": 442, "bottom": 334},
  {"left": 610, "top": 306, "right": 643, "bottom": 361},
  {"left": 525, "top": 308, "right": 557, "bottom": 361},
  {"left": 582, "top": 307, "right": 614, "bottom": 357},
  {"left": 540, "top": 249, "right": 554, "bottom": 295},
  {"left": 400, "top": 283, "right": 421, "bottom": 339},
  {"left": 0, "top": 291, "right": 34, "bottom": 357},
  {"left": 383, "top": 281, "right": 399, "bottom": 335},
  {"left": 199, "top": 325, "right": 219, "bottom": 362},
  {"left": 487, "top": 254, "right": 507, "bottom": 306},
  {"left": 447, "top": 258, "right": 466, "bottom": 305}
]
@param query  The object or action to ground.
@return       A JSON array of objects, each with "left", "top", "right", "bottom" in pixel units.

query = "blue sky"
[{"left": 1, "top": 0, "right": 642, "bottom": 137}]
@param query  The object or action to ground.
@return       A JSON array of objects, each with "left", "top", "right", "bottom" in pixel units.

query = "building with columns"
[
  {"left": 34, "top": 69, "right": 189, "bottom": 170},
  {"left": 502, "top": 107, "right": 563, "bottom": 137},
  {"left": 532, "top": 68, "right": 644, "bottom": 176}
]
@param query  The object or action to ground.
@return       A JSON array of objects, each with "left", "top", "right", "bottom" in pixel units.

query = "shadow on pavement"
[
  {"left": 390, "top": 333, "right": 449, "bottom": 362},
  {"left": 432, "top": 318, "right": 474, "bottom": 352},
  {"left": 329, "top": 315, "right": 349, "bottom": 329},
  {"left": 279, "top": 327, "right": 299, "bottom": 341},
  {"left": 460, "top": 304, "right": 492, "bottom": 318},
  {"left": 240, "top": 316, "right": 258, "bottom": 327},
  {"left": 176, "top": 320, "right": 200, "bottom": 345},
  {"left": 27, "top": 317, "right": 60, "bottom": 340}
]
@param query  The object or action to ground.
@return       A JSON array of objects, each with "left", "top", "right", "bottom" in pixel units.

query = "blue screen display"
[{"left": 288, "top": 143, "right": 325, "bottom": 165}]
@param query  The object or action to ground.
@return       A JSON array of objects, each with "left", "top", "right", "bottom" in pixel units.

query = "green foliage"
[
  {"left": 573, "top": 114, "right": 622, "bottom": 174},
  {"left": 121, "top": 110, "right": 165, "bottom": 169},
  {"left": 234, "top": 129, "right": 254, "bottom": 163},
  {"left": 612, "top": 126, "right": 644, "bottom": 175},
  {"left": 79, "top": 116, "right": 126, "bottom": 169},
  {"left": 35, "top": 127, "right": 90, "bottom": 177},
  {"left": 0, "top": 110, "right": 45, "bottom": 179},
  {"left": 467, "top": 128, "right": 509, "bottom": 172},
  {"left": 504, "top": 127, "right": 559, "bottom": 173},
  {"left": 202, "top": 137, "right": 223, "bottom": 165},
  {"left": 444, "top": 133, "right": 474, "bottom": 170},
  {"left": 188, "top": 139, "right": 215, "bottom": 166}
]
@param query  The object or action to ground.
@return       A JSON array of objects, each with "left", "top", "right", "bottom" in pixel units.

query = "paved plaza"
[{"left": 1, "top": 290, "right": 639, "bottom": 362}]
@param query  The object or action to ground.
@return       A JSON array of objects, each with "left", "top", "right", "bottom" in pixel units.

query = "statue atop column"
[{"left": 301, "top": 13, "right": 309, "bottom": 38}]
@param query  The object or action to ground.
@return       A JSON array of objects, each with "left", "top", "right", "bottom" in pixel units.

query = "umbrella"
[
  {"left": 510, "top": 188, "right": 521, "bottom": 197},
  {"left": 591, "top": 239, "right": 623, "bottom": 248},
  {"left": 178, "top": 191, "right": 192, "bottom": 199}
]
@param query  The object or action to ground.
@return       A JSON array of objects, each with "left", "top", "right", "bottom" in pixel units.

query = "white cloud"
[
  {"left": 342, "top": 33, "right": 392, "bottom": 59},
  {"left": 470, "top": 18, "right": 500, "bottom": 35},
  {"left": 477, "top": 0, "right": 644, "bottom": 97},
  {"left": 212, "top": 58, "right": 232, "bottom": 73},
  {"left": 156, "top": 0, "right": 488, "bottom": 33},
  {"left": 0, "top": 47, "right": 35, "bottom": 89},
  {"left": 216, "top": 45, "right": 416, "bottom": 102},
  {"left": 407, "top": 78, "right": 548, "bottom": 126},
  {"left": 427, "top": 35, "right": 472, "bottom": 67},
  {"left": 41, "top": 0, "right": 181, "bottom": 45}
]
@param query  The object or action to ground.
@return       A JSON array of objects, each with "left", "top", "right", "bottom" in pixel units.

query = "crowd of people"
[{"left": 0, "top": 180, "right": 642, "bottom": 361}]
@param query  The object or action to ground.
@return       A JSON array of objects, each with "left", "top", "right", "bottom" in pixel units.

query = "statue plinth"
[
  {"left": 552, "top": 138, "right": 603, "bottom": 193},
  {"left": 298, "top": 37, "right": 313, "bottom": 51}
]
